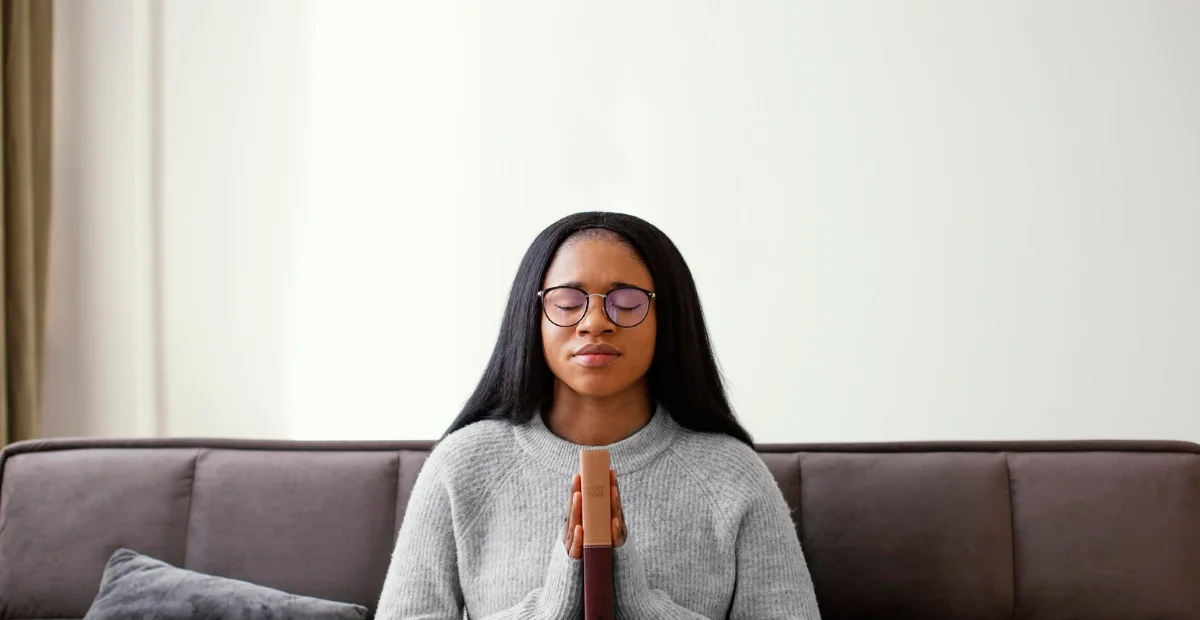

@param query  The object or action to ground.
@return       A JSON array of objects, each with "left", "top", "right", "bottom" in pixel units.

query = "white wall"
[
  {"left": 45, "top": 0, "right": 158, "bottom": 438},
  {"left": 47, "top": 1, "right": 1200, "bottom": 443},
  {"left": 46, "top": 0, "right": 310, "bottom": 439},
  {"left": 156, "top": 0, "right": 310, "bottom": 437}
]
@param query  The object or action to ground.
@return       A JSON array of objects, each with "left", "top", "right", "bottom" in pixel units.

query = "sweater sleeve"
[
  {"left": 612, "top": 477, "right": 822, "bottom": 620},
  {"left": 374, "top": 449, "right": 584, "bottom": 620},
  {"left": 723, "top": 482, "right": 822, "bottom": 619},
  {"left": 477, "top": 541, "right": 583, "bottom": 620},
  {"left": 612, "top": 540, "right": 709, "bottom": 619}
]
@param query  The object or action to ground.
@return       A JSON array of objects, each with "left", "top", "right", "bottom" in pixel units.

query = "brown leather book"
[{"left": 580, "top": 450, "right": 614, "bottom": 620}]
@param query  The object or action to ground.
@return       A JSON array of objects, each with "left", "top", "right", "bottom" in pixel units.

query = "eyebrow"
[{"left": 553, "top": 281, "right": 645, "bottom": 290}]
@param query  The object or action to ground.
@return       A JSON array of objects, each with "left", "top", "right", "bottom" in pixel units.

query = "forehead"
[{"left": 542, "top": 237, "right": 654, "bottom": 291}]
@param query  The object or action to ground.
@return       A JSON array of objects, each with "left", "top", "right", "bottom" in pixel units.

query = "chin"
[{"left": 563, "top": 376, "right": 631, "bottom": 399}]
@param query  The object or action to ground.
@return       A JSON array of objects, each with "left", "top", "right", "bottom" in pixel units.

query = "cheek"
[
  {"left": 540, "top": 321, "right": 555, "bottom": 356},
  {"left": 626, "top": 319, "right": 657, "bottom": 373},
  {"left": 541, "top": 320, "right": 568, "bottom": 362}
]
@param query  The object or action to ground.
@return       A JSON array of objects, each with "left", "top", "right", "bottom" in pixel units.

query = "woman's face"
[{"left": 541, "top": 236, "right": 657, "bottom": 401}]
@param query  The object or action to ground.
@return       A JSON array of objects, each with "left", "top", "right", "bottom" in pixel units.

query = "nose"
[{"left": 577, "top": 294, "right": 614, "bottom": 334}]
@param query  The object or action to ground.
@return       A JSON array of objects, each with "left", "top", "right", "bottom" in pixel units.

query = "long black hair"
[{"left": 443, "top": 211, "right": 753, "bottom": 446}]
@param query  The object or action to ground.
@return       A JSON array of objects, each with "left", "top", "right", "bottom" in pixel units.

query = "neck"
[{"left": 544, "top": 380, "right": 653, "bottom": 446}]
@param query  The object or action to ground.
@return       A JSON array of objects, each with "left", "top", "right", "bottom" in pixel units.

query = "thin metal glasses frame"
[{"left": 536, "top": 285, "right": 657, "bottom": 328}]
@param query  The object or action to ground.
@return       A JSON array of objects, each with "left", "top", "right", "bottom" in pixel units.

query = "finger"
[
  {"left": 611, "top": 483, "right": 626, "bottom": 546},
  {"left": 565, "top": 491, "right": 581, "bottom": 547},
  {"left": 565, "top": 475, "right": 580, "bottom": 526},
  {"left": 609, "top": 470, "right": 622, "bottom": 517},
  {"left": 564, "top": 475, "right": 579, "bottom": 542},
  {"left": 571, "top": 491, "right": 581, "bottom": 532},
  {"left": 570, "top": 524, "right": 584, "bottom": 559}
]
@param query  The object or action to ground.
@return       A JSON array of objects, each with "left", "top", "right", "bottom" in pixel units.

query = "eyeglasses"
[{"left": 537, "top": 285, "right": 656, "bottom": 328}]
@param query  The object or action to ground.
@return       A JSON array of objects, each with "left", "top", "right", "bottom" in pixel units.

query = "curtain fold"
[{"left": 1, "top": 0, "right": 53, "bottom": 446}]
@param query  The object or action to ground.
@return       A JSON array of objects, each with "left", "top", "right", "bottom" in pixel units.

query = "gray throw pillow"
[{"left": 84, "top": 548, "right": 368, "bottom": 620}]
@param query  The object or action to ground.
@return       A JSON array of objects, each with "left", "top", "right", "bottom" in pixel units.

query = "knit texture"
[{"left": 375, "top": 410, "right": 822, "bottom": 619}]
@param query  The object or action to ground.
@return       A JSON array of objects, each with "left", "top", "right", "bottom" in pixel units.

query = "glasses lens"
[
  {"left": 542, "top": 288, "right": 588, "bottom": 326},
  {"left": 605, "top": 288, "right": 651, "bottom": 327}
]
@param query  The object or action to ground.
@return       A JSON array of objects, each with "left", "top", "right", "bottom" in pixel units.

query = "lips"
[
  {"left": 575, "top": 343, "right": 620, "bottom": 356},
  {"left": 574, "top": 343, "right": 621, "bottom": 368}
]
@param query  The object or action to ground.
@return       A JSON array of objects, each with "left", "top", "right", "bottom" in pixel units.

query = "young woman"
[{"left": 376, "top": 212, "right": 821, "bottom": 619}]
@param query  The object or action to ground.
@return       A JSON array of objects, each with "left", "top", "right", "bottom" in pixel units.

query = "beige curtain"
[{"left": 0, "top": 0, "right": 52, "bottom": 446}]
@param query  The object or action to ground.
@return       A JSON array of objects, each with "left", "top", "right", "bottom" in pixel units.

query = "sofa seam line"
[
  {"left": 796, "top": 453, "right": 804, "bottom": 544},
  {"left": 393, "top": 452, "right": 402, "bottom": 538},
  {"left": 182, "top": 447, "right": 200, "bottom": 568},
  {"left": 1005, "top": 451, "right": 1017, "bottom": 620}
]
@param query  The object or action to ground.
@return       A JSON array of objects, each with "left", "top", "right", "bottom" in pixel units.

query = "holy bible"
[{"left": 580, "top": 449, "right": 614, "bottom": 620}]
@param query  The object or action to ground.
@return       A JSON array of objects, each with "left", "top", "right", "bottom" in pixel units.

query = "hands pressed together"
[{"left": 562, "top": 470, "right": 627, "bottom": 558}]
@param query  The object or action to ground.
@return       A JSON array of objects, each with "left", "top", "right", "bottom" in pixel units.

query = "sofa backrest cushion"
[{"left": 1, "top": 437, "right": 1197, "bottom": 619}]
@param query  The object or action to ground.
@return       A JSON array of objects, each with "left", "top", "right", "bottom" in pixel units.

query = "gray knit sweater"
[{"left": 375, "top": 409, "right": 822, "bottom": 619}]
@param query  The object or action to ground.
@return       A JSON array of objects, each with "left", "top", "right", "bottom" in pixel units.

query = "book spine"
[
  {"left": 580, "top": 450, "right": 614, "bottom": 620},
  {"left": 583, "top": 546, "right": 613, "bottom": 620}
]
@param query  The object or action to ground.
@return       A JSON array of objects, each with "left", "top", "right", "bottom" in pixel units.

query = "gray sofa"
[{"left": 1, "top": 437, "right": 1198, "bottom": 619}]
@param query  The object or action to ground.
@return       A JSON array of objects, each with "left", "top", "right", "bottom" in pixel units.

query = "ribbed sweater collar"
[{"left": 514, "top": 406, "right": 680, "bottom": 475}]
